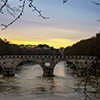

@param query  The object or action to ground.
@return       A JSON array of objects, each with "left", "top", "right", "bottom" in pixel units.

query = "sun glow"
[{"left": 10, "top": 39, "right": 76, "bottom": 48}]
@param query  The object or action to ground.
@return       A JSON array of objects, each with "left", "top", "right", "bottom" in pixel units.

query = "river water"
[{"left": 0, "top": 61, "right": 99, "bottom": 100}]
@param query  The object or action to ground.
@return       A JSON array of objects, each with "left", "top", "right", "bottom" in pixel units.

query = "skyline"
[{"left": 0, "top": 0, "right": 100, "bottom": 48}]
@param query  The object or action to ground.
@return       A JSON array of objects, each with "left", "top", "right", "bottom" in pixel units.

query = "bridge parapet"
[
  {"left": 0, "top": 55, "right": 97, "bottom": 60},
  {"left": 0, "top": 55, "right": 98, "bottom": 77}
]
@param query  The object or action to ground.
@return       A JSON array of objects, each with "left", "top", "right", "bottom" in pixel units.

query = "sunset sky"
[{"left": 0, "top": 0, "right": 100, "bottom": 48}]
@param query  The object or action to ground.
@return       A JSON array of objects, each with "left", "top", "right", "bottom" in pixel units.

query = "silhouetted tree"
[
  {"left": 64, "top": 33, "right": 100, "bottom": 100},
  {"left": 64, "top": 34, "right": 99, "bottom": 56},
  {"left": 0, "top": 38, "right": 60, "bottom": 55}
]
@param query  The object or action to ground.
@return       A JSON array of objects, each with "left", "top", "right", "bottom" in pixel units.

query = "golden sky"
[
  {"left": 10, "top": 38, "right": 76, "bottom": 48},
  {"left": 0, "top": 0, "right": 99, "bottom": 48}
]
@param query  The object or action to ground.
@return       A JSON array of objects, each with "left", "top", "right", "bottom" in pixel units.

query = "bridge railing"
[{"left": 0, "top": 55, "right": 97, "bottom": 60}]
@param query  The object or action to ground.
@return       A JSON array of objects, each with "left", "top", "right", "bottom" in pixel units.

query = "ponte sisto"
[{"left": 0, "top": 55, "right": 98, "bottom": 77}]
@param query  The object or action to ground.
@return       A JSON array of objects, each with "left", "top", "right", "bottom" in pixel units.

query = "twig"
[
  {"left": 1, "top": 0, "right": 26, "bottom": 30},
  {"left": 92, "top": 1, "right": 100, "bottom": 22},
  {"left": 63, "top": 0, "right": 68, "bottom": 4},
  {"left": 28, "top": 0, "right": 49, "bottom": 19},
  {"left": 0, "top": 0, "right": 8, "bottom": 12},
  {"left": 0, "top": 0, "right": 68, "bottom": 29}
]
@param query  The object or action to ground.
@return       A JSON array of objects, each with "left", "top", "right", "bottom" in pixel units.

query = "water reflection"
[{"left": 0, "top": 61, "right": 99, "bottom": 100}]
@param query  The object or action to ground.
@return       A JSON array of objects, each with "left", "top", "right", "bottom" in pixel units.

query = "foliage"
[
  {"left": 0, "top": 38, "right": 60, "bottom": 55},
  {"left": 64, "top": 33, "right": 100, "bottom": 56}
]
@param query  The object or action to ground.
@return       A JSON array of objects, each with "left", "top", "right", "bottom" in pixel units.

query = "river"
[{"left": 0, "top": 61, "right": 99, "bottom": 100}]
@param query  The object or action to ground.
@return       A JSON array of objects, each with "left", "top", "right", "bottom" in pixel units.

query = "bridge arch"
[
  {"left": 0, "top": 55, "right": 97, "bottom": 77},
  {"left": 0, "top": 62, "right": 5, "bottom": 71},
  {"left": 53, "top": 59, "right": 78, "bottom": 76},
  {"left": 44, "top": 59, "right": 67, "bottom": 76},
  {"left": 14, "top": 59, "right": 36, "bottom": 69},
  {"left": 14, "top": 59, "right": 43, "bottom": 75},
  {"left": 53, "top": 61, "right": 66, "bottom": 76},
  {"left": 15, "top": 60, "right": 36, "bottom": 68},
  {"left": 65, "top": 61, "right": 76, "bottom": 69}
]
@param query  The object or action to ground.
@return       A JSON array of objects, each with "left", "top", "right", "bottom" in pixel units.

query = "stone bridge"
[{"left": 0, "top": 55, "right": 97, "bottom": 76}]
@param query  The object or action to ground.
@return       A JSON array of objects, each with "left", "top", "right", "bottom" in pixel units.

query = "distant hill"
[
  {"left": 0, "top": 33, "right": 100, "bottom": 56},
  {"left": 0, "top": 38, "right": 59, "bottom": 55},
  {"left": 64, "top": 33, "right": 100, "bottom": 56}
]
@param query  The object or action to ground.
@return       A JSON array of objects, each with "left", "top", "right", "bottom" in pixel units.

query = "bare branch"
[
  {"left": 92, "top": 1, "right": 100, "bottom": 6},
  {"left": 0, "top": 0, "right": 8, "bottom": 12},
  {"left": 28, "top": 0, "right": 49, "bottom": 19},
  {"left": 1, "top": 0, "right": 26, "bottom": 30},
  {"left": 0, "top": 0, "right": 68, "bottom": 29},
  {"left": 92, "top": 1, "right": 100, "bottom": 22},
  {"left": 63, "top": 0, "right": 68, "bottom": 4},
  {"left": 75, "top": 58, "right": 100, "bottom": 100}
]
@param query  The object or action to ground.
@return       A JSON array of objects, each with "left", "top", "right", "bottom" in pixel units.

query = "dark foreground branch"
[
  {"left": 0, "top": 0, "right": 68, "bottom": 30},
  {"left": 92, "top": 1, "right": 100, "bottom": 22},
  {"left": 1, "top": 0, "right": 26, "bottom": 30},
  {"left": 75, "top": 58, "right": 100, "bottom": 100}
]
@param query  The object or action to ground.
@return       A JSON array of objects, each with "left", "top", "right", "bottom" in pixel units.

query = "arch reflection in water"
[
  {"left": 16, "top": 64, "right": 43, "bottom": 77},
  {"left": 54, "top": 61, "right": 66, "bottom": 77},
  {"left": 0, "top": 62, "right": 99, "bottom": 100}
]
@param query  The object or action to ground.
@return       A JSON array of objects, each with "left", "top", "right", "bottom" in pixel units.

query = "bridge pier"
[
  {"left": 43, "top": 68, "right": 54, "bottom": 77},
  {"left": 77, "top": 68, "right": 86, "bottom": 76},
  {"left": 3, "top": 68, "right": 15, "bottom": 76}
]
